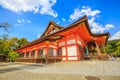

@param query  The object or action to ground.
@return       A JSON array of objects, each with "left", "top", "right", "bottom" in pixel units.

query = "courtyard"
[{"left": 0, "top": 59, "right": 120, "bottom": 80}]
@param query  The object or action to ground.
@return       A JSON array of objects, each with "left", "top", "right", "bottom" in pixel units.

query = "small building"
[
  {"left": 16, "top": 15, "right": 109, "bottom": 63},
  {"left": 0, "top": 54, "right": 7, "bottom": 62}
]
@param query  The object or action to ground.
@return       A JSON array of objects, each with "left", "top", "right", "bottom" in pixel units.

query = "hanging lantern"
[{"left": 45, "top": 40, "right": 50, "bottom": 44}]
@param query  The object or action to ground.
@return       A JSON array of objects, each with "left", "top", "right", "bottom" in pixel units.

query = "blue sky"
[{"left": 0, "top": 0, "right": 120, "bottom": 41}]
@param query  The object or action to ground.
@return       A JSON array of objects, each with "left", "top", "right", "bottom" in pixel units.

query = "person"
[
  {"left": 107, "top": 54, "right": 115, "bottom": 61},
  {"left": 107, "top": 54, "right": 111, "bottom": 60},
  {"left": 98, "top": 54, "right": 101, "bottom": 60},
  {"left": 111, "top": 55, "right": 115, "bottom": 61}
]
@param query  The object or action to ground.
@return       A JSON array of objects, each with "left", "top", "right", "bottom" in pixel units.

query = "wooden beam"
[{"left": 95, "top": 41, "right": 101, "bottom": 60}]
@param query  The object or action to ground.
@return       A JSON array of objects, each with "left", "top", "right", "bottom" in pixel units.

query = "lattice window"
[
  {"left": 26, "top": 52, "right": 29, "bottom": 58},
  {"left": 38, "top": 49, "right": 43, "bottom": 57},
  {"left": 31, "top": 50, "right": 35, "bottom": 57},
  {"left": 58, "top": 42, "right": 65, "bottom": 46},
  {"left": 58, "top": 48, "right": 62, "bottom": 56},
  {"left": 48, "top": 48, "right": 53, "bottom": 56},
  {"left": 67, "top": 39, "right": 75, "bottom": 44}
]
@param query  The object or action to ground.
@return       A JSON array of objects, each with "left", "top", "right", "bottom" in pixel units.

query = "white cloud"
[
  {"left": 17, "top": 19, "right": 31, "bottom": 23},
  {"left": 88, "top": 17, "right": 114, "bottom": 33},
  {"left": 69, "top": 6, "right": 114, "bottom": 33},
  {"left": 109, "top": 31, "right": 120, "bottom": 40},
  {"left": 62, "top": 18, "right": 66, "bottom": 22},
  {"left": 69, "top": 6, "right": 100, "bottom": 21},
  {"left": 0, "top": 0, "right": 57, "bottom": 17}
]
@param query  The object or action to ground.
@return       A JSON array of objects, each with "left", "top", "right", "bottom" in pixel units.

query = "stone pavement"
[
  {"left": 8, "top": 61, "right": 120, "bottom": 76},
  {"left": 0, "top": 61, "right": 120, "bottom": 80}
]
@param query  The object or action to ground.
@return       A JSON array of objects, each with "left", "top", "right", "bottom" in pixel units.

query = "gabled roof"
[
  {"left": 40, "top": 20, "right": 63, "bottom": 37},
  {"left": 16, "top": 15, "right": 110, "bottom": 50}
]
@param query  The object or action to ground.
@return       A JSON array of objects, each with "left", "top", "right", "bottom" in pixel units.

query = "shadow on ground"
[{"left": 0, "top": 63, "right": 44, "bottom": 74}]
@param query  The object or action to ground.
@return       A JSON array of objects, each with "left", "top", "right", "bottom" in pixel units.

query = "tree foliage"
[
  {"left": 105, "top": 39, "right": 120, "bottom": 56},
  {"left": 114, "top": 41, "right": 120, "bottom": 55},
  {"left": 18, "top": 38, "right": 29, "bottom": 48},
  {"left": 8, "top": 51, "right": 20, "bottom": 62},
  {"left": 0, "top": 34, "right": 10, "bottom": 55},
  {"left": 0, "top": 22, "right": 28, "bottom": 61},
  {"left": 0, "top": 34, "right": 29, "bottom": 57},
  {"left": 0, "top": 22, "right": 11, "bottom": 32}
]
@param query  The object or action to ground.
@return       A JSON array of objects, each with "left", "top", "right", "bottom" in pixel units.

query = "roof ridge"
[
  {"left": 40, "top": 20, "right": 63, "bottom": 37},
  {"left": 68, "top": 15, "right": 87, "bottom": 26}
]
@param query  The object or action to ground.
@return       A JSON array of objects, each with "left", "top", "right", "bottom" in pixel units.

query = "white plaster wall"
[
  {"left": 62, "top": 57, "right": 66, "bottom": 60},
  {"left": 58, "top": 42, "right": 65, "bottom": 46},
  {"left": 67, "top": 39, "right": 75, "bottom": 44},
  {"left": 62, "top": 47, "right": 66, "bottom": 56},
  {"left": 53, "top": 49, "right": 57, "bottom": 56},
  {"left": 67, "top": 45, "right": 77, "bottom": 56},
  {"left": 68, "top": 57, "right": 78, "bottom": 60}
]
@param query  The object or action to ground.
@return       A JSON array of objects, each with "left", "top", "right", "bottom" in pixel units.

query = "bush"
[{"left": 8, "top": 51, "right": 20, "bottom": 62}]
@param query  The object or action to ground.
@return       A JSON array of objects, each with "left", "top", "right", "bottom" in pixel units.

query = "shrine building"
[{"left": 16, "top": 15, "right": 109, "bottom": 63}]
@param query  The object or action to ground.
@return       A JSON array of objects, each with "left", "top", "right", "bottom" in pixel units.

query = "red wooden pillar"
[
  {"left": 28, "top": 50, "right": 31, "bottom": 63},
  {"left": 65, "top": 37, "right": 68, "bottom": 61},
  {"left": 46, "top": 44, "right": 49, "bottom": 64},
  {"left": 24, "top": 51, "right": 26, "bottom": 58},
  {"left": 29, "top": 50, "right": 32, "bottom": 58},
  {"left": 52, "top": 48, "right": 56, "bottom": 63},
  {"left": 56, "top": 41, "right": 60, "bottom": 60},
  {"left": 35, "top": 49, "right": 38, "bottom": 58},
  {"left": 35, "top": 49, "right": 38, "bottom": 63},
  {"left": 23, "top": 51, "right": 26, "bottom": 62},
  {"left": 75, "top": 35, "right": 80, "bottom": 61},
  {"left": 46, "top": 44, "right": 49, "bottom": 56}
]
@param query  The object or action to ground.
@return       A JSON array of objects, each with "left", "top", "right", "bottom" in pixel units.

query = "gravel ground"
[{"left": 0, "top": 60, "right": 120, "bottom": 80}]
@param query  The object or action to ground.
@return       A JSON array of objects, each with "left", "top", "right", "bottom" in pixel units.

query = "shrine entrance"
[
  {"left": 87, "top": 41, "right": 96, "bottom": 56},
  {"left": 84, "top": 41, "right": 100, "bottom": 60}
]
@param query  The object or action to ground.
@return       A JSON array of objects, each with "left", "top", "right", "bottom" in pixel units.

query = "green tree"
[
  {"left": 0, "top": 22, "right": 11, "bottom": 32},
  {"left": 18, "top": 38, "right": 29, "bottom": 48},
  {"left": 105, "top": 40, "right": 120, "bottom": 56},
  {"left": 105, "top": 43, "right": 114, "bottom": 53},
  {"left": 0, "top": 40, "right": 6, "bottom": 54},
  {"left": 100, "top": 47, "right": 106, "bottom": 53},
  {"left": 8, "top": 37, "right": 19, "bottom": 50},
  {"left": 0, "top": 22, "right": 29, "bottom": 60},
  {"left": 105, "top": 40, "right": 118, "bottom": 53},
  {"left": 8, "top": 51, "right": 20, "bottom": 62},
  {"left": 0, "top": 35, "right": 28, "bottom": 57},
  {"left": 0, "top": 34, "right": 10, "bottom": 41},
  {"left": 114, "top": 41, "right": 120, "bottom": 55},
  {"left": 0, "top": 34, "right": 10, "bottom": 55}
]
